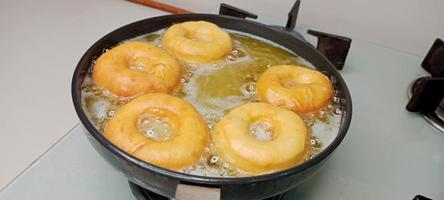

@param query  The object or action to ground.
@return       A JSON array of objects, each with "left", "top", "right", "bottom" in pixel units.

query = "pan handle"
[{"left": 175, "top": 184, "right": 221, "bottom": 200}]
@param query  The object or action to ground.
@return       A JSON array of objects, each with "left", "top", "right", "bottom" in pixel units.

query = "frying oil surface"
[{"left": 81, "top": 31, "right": 341, "bottom": 177}]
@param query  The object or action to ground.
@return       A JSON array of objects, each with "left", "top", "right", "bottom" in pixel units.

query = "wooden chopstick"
[{"left": 128, "top": 0, "right": 192, "bottom": 14}]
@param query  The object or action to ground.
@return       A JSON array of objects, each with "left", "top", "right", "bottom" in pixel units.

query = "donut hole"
[
  {"left": 249, "top": 121, "right": 274, "bottom": 141},
  {"left": 128, "top": 57, "right": 154, "bottom": 72},
  {"left": 129, "top": 63, "right": 146, "bottom": 72},
  {"left": 183, "top": 32, "right": 194, "bottom": 40},
  {"left": 137, "top": 113, "right": 174, "bottom": 141},
  {"left": 279, "top": 77, "right": 300, "bottom": 89},
  {"left": 279, "top": 73, "right": 312, "bottom": 89},
  {"left": 184, "top": 29, "right": 212, "bottom": 42},
  {"left": 281, "top": 80, "right": 298, "bottom": 89}
]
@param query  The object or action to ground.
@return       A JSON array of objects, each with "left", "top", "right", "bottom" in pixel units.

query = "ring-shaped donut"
[
  {"left": 257, "top": 65, "right": 333, "bottom": 113},
  {"left": 93, "top": 41, "right": 181, "bottom": 97},
  {"left": 161, "top": 21, "right": 232, "bottom": 63},
  {"left": 214, "top": 103, "right": 308, "bottom": 174},
  {"left": 104, "top": 93, "right": 209, "bottom": 170}
]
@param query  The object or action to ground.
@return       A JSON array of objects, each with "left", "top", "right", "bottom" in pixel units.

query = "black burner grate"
[
  {"left": 406, "top": 38, "right": 444, "bottom": 133},
  {"left": 129, "top": 182, "right": 169, "bottom": 200},
  {"left": 129, "top": 182, "right": 285, "bottom": 200}
]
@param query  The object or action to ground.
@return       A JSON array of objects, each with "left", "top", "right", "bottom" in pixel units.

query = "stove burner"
[
  {"left": 129, "top": 182, "right": 169, "bottom": 200},
  {"left": 406, "top": 37, "right": 444, "bottom": 133},
  {"left": 407, "top": 78, "right": 444, "bottom": 133},
  {"left": 128, "top": 3, "right": 350, "bottom": 199},
  {"left": 129, "top": 182, "right": 286, "bottom": 200}
]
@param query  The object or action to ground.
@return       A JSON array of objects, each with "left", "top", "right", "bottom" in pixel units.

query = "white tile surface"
[
  {"left": 2, "top": 0, "right": 443, "bottom": 194},
  {"left": 0, "top": 125, "right": 136, "bottom": 200},
  {"left": 0, "top": 0, "right": 167, "bottom": 189}
]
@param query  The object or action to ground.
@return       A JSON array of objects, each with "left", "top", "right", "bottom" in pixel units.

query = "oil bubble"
[
  {"left": 210, "top": 156, "right": 219, "bottom": 164},
  {"left": 332, "top": 107, "right": 342, "bottom": 116},
  {"left": 226, "top": 55, "right": 236, "bottom": 61},
  {"left": 106, "top": 110, "right": 115, "bottom": 118}
]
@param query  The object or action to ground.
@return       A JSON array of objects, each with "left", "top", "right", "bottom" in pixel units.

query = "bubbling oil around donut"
[{"left": 81, "top": 31, "right": 341, "bottom": 177}]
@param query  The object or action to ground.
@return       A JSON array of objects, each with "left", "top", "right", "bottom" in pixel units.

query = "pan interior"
[{"left": 79, "top": 26, "right": 343, "bottom": 178}]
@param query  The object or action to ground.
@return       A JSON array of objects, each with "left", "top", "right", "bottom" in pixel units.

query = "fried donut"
[
  {"left": 161, "top": 21, "right": 232, "bottom": 63},
  {"left": 257, "top": 65, "right": 333, "bottom": 113},
  {"left": 93, "top": 41, "right": 181, "bottom": 97},
  {"left": 104, "top": 93, "right": 209, "bottom": 170},
  {"left": 214, "top": 103, "right": 308, "bottom": 174}
]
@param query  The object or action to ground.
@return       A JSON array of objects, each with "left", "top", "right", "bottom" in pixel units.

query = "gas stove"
[
  {"left": 407, "top": 38, "right": 444, "bottom": 133},
  {"left": 0, "top": 1, "right": 443, "bottom": 200}
]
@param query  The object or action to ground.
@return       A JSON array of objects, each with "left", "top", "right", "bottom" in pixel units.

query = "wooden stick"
[{"left": 128, "top": 0, "right": 192, "bottom": 14}]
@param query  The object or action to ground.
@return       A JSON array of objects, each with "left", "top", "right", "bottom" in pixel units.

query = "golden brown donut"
[
  {"left": 104, "top": 93, "right": 209, "bottom": 170},
  {"left": 256, "top": 65, "right": 333, "bottom": 113},
  {"left": 93, "top": 41, "right": 181, "bottom": 97},
  {"left": 214, "top": 103, "right": 308, "bottom": 174},
  {"left": 161, "top": 21, "right": 232, "bottom": 63}
]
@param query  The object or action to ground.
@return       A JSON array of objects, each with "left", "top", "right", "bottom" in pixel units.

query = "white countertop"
[{"left": 1, "top": 0, "right": 443, "bottom": 196}]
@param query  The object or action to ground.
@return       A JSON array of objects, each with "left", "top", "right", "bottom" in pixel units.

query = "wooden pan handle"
[
  {"left": 127, "top": 0, "right": 192, "bottom": 14},
  {"left": 175, "top": 184, "right": 221, "bottom": 200}
]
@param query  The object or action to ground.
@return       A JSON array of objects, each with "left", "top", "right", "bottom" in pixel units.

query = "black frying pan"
[{"left": 71, "top": 13, "right": 352, "bottom": 200}]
